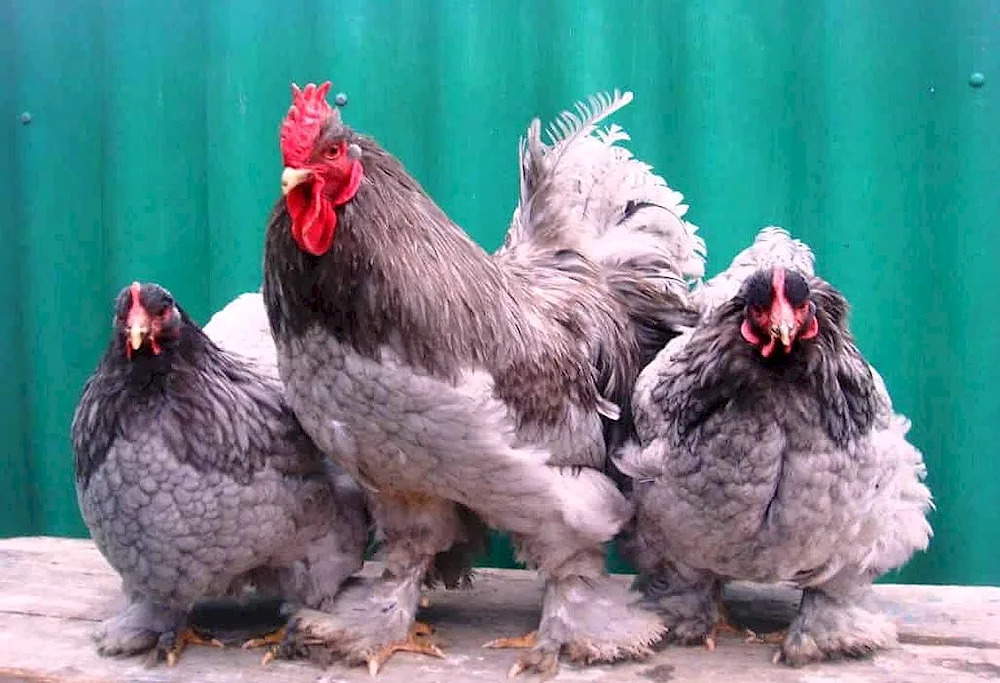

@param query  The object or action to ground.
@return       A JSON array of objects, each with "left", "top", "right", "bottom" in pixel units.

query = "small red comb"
[
  {"left": 128, "top": 281, "right": 142, "bottom": 311},
  {"left": 280, "top": 81, "right": 336, "bottom": 167}
]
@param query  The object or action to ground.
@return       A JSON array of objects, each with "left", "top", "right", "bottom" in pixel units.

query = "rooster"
[
  {"left": 72, "top": 282, "right": 370, "bottom": 664},
  {"left": 261, "top": 82, "right": 704, "bottom": 676},
  {"left": 615, "top": 228, "right": 933, "bottom": 665}
]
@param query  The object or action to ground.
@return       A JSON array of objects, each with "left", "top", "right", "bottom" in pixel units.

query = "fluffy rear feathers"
[{"left": 500, "top": 90, "right": 707, "bottom": 303}]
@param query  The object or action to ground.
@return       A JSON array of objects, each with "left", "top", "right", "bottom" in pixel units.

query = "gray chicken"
[
  {"left": 71, "top": 282, "right": 369, "bottom": 664},
  {"left": 260, "top": 83, "right": 704, "bottom": 676},
  {"left": 616, "top": 227, "right": 934, "bottom": 666}
]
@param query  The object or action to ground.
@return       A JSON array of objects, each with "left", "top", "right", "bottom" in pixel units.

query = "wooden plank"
[{"left": 0, "top": 537, "right": 998, "bottom": 682}]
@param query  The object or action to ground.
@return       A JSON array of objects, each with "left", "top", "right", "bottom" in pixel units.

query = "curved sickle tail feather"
[{"left": 498, "top": 90, "right": 706, "bottom": 469}]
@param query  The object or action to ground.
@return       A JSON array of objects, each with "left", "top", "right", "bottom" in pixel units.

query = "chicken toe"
[
  {"left": 157, "top": 625, "right": 224, "bottom": 666},
  {"left": 366, "top": 624, "right": 445, "bottom": 676},
  {"left": 497, "top": 575, "right": 665, "bottom": 678},
  {"left": 506, "top": 646, "right": 560, "bottom": 681},
  {"left": 704, "top": 598, "right": 753, "bottom": 650},
  {"left": 483, "top": 630, "right": 539, "bottom": 650},
  {"left": 269, "top": 573, "right": 442, "bottom": 672},
  {"left": 241, "top": 626, "right": 287, "bottom": 650},
  {"left": 704, "top": 615, "right": 742, "bottom": 651},
  {"left": 745, "top": 628, "right": 787, "bottom": 646}
]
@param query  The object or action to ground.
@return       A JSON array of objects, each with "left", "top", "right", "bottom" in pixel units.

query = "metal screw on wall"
[
  {"left": 20, "top": 112, "right": 32, "bottom": 125},
  {"left": 969, "top": 72, "right": 986, "bottom": 88}
]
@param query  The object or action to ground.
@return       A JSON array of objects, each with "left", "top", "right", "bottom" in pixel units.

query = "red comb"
[
  {"left": 280, "top": 81, "right": 335, "bottom": 167},
  {"left": 128, "top": 281, "right": 142, "bottom": 311},
  {"left": 126, "top": 281, "right": 148, "bottom": 331}
]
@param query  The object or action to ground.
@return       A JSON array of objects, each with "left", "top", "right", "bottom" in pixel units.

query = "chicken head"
[
  {"left": 118, "top": 282, "right": 180, "bottom": 359},
  {"left": 278, "top": 81, "right": 364, "bottom": 256},
  {"left": 739, "top": 267, "right": 819, "bottom": 357}
]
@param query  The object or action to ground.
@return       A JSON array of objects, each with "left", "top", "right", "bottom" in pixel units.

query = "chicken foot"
[
  {"left": 92, "top": 599, "right": 221, "bottom": 665},
  {"left": 93, "top": 599, "right": 176, "bottom": 658},
  {"left": 268, "top": 564, "right": 444, "bottom": 674},
  {"left": 705, "top": 600, "right": 744, "bottom": 651},
  {"left": 156, "top": 624, "right": 225, "bottom": 666},
  {"left": 364, "top": 622, "right": 444, "bottom": 676},
  {"left": 778, "top": 578, "right": 895, "bottom": 667},
  {"left": 488, "top": 573, "right": 666, "bottom": 679},
  {"left": 633, "top": 562, "right": 721, "bottom": 647}
]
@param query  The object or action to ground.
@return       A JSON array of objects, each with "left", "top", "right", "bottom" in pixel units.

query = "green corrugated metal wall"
[{"left": 2, "top": 0, "right": 997, "bottom": 585}]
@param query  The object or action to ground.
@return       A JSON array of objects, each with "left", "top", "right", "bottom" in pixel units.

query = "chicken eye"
[{"left": 325, "top": 142, "right": 344, "bottom": 159}]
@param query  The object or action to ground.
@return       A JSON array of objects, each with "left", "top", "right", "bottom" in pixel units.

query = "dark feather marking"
[
  {"left": 621, "top": 200, "right": 663, "bottom": 222},
  {"left": 72, "top": 287, "right": 324, "bottom": 490},
  {"left": 667, "top": 275, "right": 880, "bottom": 450}
]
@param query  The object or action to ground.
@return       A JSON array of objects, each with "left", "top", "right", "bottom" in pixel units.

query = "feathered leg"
[
  {"left": 93, "top": 597, "right": 223, "bottom": 664},
  {"left": 632, "top": 561, "right": 722, "bottom": 647},
  {"left": 635, "top": 567, "right": 786, "bottom": 650},
  {"left": 249, "top": 497, "right": 370, "bottom": 658},
  {"left": 779, "top": 573, "right": 896, "bottom": 667},
  {"left": 274, "top": 492, "right": 462, "bottom": 674},
  {"left": 93, "top": 598, "right": 178, "bottom": 658},
  {"left": 486, "top": 545, "right": 665, "bottom": 679}
]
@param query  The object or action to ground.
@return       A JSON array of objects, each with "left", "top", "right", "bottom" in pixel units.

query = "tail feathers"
[
  {"left": 858, "top": 415, "right": 934, "bottom": 576},
  {"left": 605, "top": 262, "right": 700, "bottom": 369},
  {"left": 598, "top": 261, "right": 699, "bottom": 458},
  {"left": 500, "top": 91, "right": 706, "bottom": 303},
  {"left": 692, "top": 226, "right": 815, "bottom": 318}
]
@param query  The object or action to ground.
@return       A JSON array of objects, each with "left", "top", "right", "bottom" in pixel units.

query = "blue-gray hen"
[{"left": 71, "top": 283, "right": 369, "bottom": 664}]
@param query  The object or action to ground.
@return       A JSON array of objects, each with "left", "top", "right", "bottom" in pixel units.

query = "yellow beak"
[
  {"left": 128, "top": 324, "right": 147, "bottom": 351},
  {"left": 281, "top": 167, "right": 313, "bottom": 196},
  {"left": 777, "top": 321, "right": 792, "bottom": 349}
]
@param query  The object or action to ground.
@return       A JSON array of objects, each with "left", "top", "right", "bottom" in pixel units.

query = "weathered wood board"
[{"left": 0, "top": 537, "right": 998, "bottom": 682}]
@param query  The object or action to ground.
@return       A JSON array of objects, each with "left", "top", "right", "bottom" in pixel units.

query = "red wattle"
[
  {"left": 800, "top": 315, "right": 820, "bottom": 340},
  {"left": 740, "top": 319, "right": 762, "bottom": 346},
  {"left": 300, "top": 201, "right": 337, "bottom": 256},
  {"left": 285, "top": 157, "right": 363, "bottom": 256},
  {"left": 287, "top": 178, "right": 338, "bottom": 256}
]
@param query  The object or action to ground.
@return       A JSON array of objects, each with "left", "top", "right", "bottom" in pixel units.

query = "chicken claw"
[
  {"left": 506, "top": 648, "right": 559, "bottom": 681},
  {"left": 366, "top": 623, "right": 445, "bottom": 676},
  {"left": 157, "top": 626, "right": 224, "bottom": 666},
  {"left": 484, "top": 632, "right": 562, "bottom": 681},
  {"left": 244, "top": 626, "right": 288, "bottom": 665}
]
